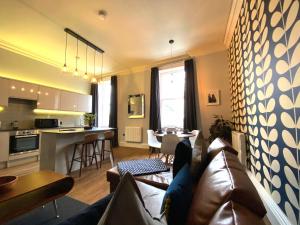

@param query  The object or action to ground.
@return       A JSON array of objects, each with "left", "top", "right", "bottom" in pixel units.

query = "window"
[
  {"left": 98, "top": 79, "right": 111, "bottom": 127},
  {"left": 159, "top": 65, "right": 185, "bottom": 129}
]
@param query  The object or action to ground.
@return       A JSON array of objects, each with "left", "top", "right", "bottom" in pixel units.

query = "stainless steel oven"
[{"left": 9, "top": 130, "right": 39, "bottom": 155}]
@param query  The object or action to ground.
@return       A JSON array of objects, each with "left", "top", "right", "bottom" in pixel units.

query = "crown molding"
[
  {"left": 224, "top": 0, "right": 243, "bottom": 48},
  {"left": 0, "top": 39, "right": 61, "bottom": 68}
]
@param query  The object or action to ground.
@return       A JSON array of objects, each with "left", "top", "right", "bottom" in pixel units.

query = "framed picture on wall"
[{"left": 206, "top": 89, "right": 220, "bottom": 105}]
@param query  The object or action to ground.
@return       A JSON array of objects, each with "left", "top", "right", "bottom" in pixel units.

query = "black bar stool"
[
  {"left": 69, "top": 133, "right": 99, "bottom": 177},
  {"left": 96, "top": 131, "right": 115, "bottom": 167}
]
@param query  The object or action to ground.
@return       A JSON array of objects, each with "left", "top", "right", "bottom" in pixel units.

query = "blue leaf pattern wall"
[{"left": 228, "top": 0, "right": 300, "bottom": 224}]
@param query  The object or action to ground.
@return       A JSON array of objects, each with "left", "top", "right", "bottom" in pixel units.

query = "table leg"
[{"left": 53, "top": 200, "right": 59, "bottom": 218}]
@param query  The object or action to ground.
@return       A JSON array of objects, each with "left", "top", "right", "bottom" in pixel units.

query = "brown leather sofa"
[{"left": 136, "top": 138, "right": 267, "bottom": 225}]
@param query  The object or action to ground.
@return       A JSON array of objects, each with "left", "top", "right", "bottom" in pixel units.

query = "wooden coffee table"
[
  {"left": 0, "top": 170, "right": 74, "bottom": 224},
  {"left": 106, "top": 166, "right": 173, "bottom": 192}
]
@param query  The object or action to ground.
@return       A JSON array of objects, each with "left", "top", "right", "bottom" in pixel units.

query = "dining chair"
[
  {"left": 189, "top": 130, "right": 200, "bottom": 148},
  {"left": 147, "top": 130, "right": 161, "bottom": 158},
  {"left": 160, "top": 133, "right": 180, "bottom": 164}
]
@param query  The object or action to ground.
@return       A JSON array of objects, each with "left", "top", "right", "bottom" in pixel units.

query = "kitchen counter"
[
  {"left": 0, "top": 126, "right": 88, "bottom": 132},
  {"left": 39, "top": 127, "right": 116, "bottom": 174},
  {"left": 40, "top": 127, "right": 115, "bottom": 134}
]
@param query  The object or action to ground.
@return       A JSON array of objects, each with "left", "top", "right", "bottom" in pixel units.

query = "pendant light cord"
[
  {"left": 85, "top": 45, "right": 88, "bottom": 74},
  {"left": 76, "top": 38, "right": 78, "bottom": 70},
  {"left": 100, "top": 53, "right": 103, "bottom": 81},
  {"left": 64, "top": 32, "right": 68, "bottom": 65},
  {"left": 93, "top": 50, "right": 96, "bottom": 76}
]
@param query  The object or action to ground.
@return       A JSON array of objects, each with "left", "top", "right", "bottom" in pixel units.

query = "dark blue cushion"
[
  {"left": 161, "top": 164, "right": 193, "bottom": 225},
  {"left": 173, "top": 139, "right": 192, "bottom": 178},
  {"left": 57, "top": 193, "right": 113, "bottom": 225}
]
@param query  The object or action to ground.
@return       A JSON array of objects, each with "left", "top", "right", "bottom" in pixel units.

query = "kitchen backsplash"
[{"left": 0, "top": 98, "right": 83, "bottom": 130}]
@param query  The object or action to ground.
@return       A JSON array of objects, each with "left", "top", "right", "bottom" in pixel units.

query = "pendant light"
[
  {"left": 62, "top": 32, "right": 68, "bottom": 72},
  {"left": 169, "top": 39, "right": 174, "bottom": 57},
  {"left": 74, "top": 38, "right": 79, "bottom": 76},
  {"left": 83, "top": 45, "right": 89, "bottom": 80},
  {"left": 91, "top": 50, "right": 97, "bottom": 83}
]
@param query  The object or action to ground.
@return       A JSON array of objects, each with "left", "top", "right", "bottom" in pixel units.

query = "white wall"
[
  {"left": 116, "top": 50, "right": 231, "bottom": 146},
  {"left": 117, "top": 70, "right": 150, "bottom": 148},
  {"left": 195, "top": 50, "right": 231, "bottom": 139},
  {"left": 0, "top": 48, "right": 90, "bottom": 94}
]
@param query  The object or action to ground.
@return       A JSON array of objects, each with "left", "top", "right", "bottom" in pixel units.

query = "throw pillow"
[
  {"left": 173, "top": 139, "right": 192, "bottom": 178},
  {"left": 160, "top": 164, "right": 193, "bottom": 225},
  {"left": 98, "top": 173, "right": 166, "bottom": 225},
  {"left": 190, "top": 130, "right": 207, "bottom": 180}
]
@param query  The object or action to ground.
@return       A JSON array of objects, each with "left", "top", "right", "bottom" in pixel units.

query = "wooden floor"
[{"left": 0, "top": 147, "right": 149, "bottom": 205}]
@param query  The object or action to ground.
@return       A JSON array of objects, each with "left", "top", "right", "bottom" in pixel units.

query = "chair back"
[
  {"left": 104, "top": 131, "right": 114, "bottom": 140},
  {"left": 161, "top": 134, "right": 180, "bottom": 155},
  {"left": 189, "top": 130, "right": 200, "bottom": 148},
  {"left": 83, "top": 133, "right": 99, "bottom": 144},
  {"left": 147, "top": 130, "right": 159, "bottom": 145}
]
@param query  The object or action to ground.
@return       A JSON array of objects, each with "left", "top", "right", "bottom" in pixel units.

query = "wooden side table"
[
  {"left": 0, "top": 170, "right": 74, "bottom": 224},
  {"left": 106, "top": 166, "right": 173, "bottom": 192}
]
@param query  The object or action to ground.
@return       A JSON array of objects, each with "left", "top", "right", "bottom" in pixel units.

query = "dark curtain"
[
  {"left": 149, "top": 67, "right": 161, "bottom": 131},
  {"left": 91, "top": 83, "right": 98, "bottom": 127},
  {"left": 184, "top": 59, "right": 197, "bottom": 130},
  {"left": 109, "top": 76, "right": 118, "bottom": 147}
]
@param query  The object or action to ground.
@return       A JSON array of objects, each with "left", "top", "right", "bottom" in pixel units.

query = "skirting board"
[
  {"left": 119, "top": 141, "right": 149, "bottom": 149},
  {"left": 247, "top": 170, "right": 292, "bottom": 225}
]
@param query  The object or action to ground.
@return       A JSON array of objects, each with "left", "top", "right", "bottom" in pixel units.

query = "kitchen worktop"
[
  {"left": 0, "top": 126, "right": 87, "bottom": 132},
  {"left": 40, "top": 127, "right": 115, "bottom": 134}
]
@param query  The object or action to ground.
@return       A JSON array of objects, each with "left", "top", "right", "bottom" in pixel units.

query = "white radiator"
[
  {"left": 125, "top": 127, "right": 142, "bottom": 143},
  {"left": 231, "top": 131, "right": 246, "bottom": 166}
]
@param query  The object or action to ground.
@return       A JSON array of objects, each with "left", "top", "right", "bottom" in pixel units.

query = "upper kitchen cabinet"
[
  {"left": 0, "top": 78, "right": 9, "bottom": 106},
  {"left": 9, "top": 80, "right": 38, "bottom": 100},
  {"left": 37, "top": 86, "right": 60, "bottom": 110},
  {"left": 59, "top": 90, "right": 78, "bottom": 112},
  {"left": 77, "top": 94, "right": 92, "bottom": 113}
]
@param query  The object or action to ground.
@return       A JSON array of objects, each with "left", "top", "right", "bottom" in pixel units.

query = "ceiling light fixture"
[
  {"left": 74, "top": 38, "right": 79, "bottom": 76},
  {"left": 63, "top": 28, "right": 104, "bottom": 81},
  {"left": 98, "top": 10, "right": 107, "bottom": 21},
  {"left": 62, "top": 31, "right": 68, "bottom": 72},
  {"left": 83, "top": 45, "right": 89, "bottom": 80}
]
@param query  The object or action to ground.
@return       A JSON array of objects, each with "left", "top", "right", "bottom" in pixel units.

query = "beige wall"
[
  {"left": 117, "top": 70, "right": 150, "bottom": 147},
  {"left": 117, "top": 50, "right": 230, "bottom": 145},
  {"left": 195, "top": 50, "right": 231, "bottom": 139},
  {"left": 0, "top": 48, "right": 90, "bottom": 94}
]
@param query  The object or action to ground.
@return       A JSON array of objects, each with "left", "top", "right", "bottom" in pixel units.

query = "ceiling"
[{"left": 0, "top": 0, "right": 233, "bottom": 76}]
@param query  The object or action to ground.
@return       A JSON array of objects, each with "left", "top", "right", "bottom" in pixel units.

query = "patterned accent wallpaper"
[{"left": 228, "top": 0, "right": 299, "bottom": 224}]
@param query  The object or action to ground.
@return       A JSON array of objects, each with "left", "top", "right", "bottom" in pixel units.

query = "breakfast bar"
[{"left": 39, "top": 127, "right": 114, "bottom": 174}]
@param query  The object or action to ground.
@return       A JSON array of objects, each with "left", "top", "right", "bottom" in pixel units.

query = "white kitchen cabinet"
[
  {"left": 0, "top": 78, "right": 9, "bottom": 106},
  {"left": 0, "top": 132, "right": 9, "bottom": 162},
  {"left": 77, "top": 94, "right": 92, "bottom": 113},
  {"left": 9, "top": 80, "right": 38, "bottom": 100},
  {"left": 37, "top": 86, "right": 60, "bottom": 110},
  {"left": 59, "top": 90, "right": 78, "bottom": 111}
]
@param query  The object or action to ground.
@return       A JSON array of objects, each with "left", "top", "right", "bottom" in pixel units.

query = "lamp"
[
  {"left": 62, "top": 32, "right": 68, "bottom": 72},
  {"left": 63, "top": 28, "right": 105, "bottom": 80},
  {"left": 74, "top": 38, "right": 79, "bottom": 76},
  {"left": 83, "top": 45, "right": 89, "bottom": 80}
]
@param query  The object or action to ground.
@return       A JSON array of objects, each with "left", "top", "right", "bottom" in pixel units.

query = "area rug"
[{"left": 5, "top": 196, "right": 88, "bottom": 225}]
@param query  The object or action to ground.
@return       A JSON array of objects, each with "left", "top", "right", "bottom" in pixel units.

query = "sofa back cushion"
[
  {"left": 206, "top": 138, "right": 238, "bottom": 164},
  {"left": 208, "top": 201, "right": 266, "bottom": 225},
  {"left": 186, "top": 151, "right": 266, "bottom": 225}
]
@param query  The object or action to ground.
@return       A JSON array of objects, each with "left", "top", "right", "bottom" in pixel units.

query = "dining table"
[{"left": 154, "top": 132, "right": 195, "bottom": 138}]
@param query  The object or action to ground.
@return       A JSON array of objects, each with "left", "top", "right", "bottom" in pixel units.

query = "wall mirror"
[{"left": 128, "top": 94, "right": 145, "bottom": 119}]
